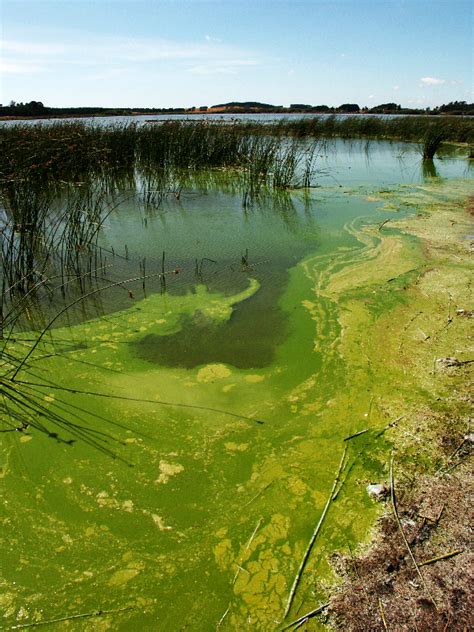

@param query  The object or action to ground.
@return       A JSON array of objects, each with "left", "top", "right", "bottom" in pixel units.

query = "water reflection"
[{"left": 422, "top": 159, "right": 440, "bottom": 180}]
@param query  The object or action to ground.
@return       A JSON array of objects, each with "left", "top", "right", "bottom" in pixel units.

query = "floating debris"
[
  {"left": 436, "top": 357, "right": 473, "bottom": 368},
  {"left": 456, "top": 309, "right": 474, "bottom": 318},
  {"left": 366, "top": 483, "right": 388, "bottom": 501}
]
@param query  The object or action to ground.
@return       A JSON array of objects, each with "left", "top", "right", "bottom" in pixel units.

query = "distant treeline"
[
  {"left": 0, "top": 101, "right": 189, "bottom": 118},
  {"left": 1, "top": 100, "right": 473, "bottom": 119}
]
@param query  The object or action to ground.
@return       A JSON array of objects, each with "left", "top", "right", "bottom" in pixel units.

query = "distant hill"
[
  {"left": 208, "top": 101, "right": 283, "bottom": 112},
  {"left": 210, "top": 101, "right": 281, "bottom": 109}
]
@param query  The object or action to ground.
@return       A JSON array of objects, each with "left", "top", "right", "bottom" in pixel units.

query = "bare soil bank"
[{"left": 326, "top": 186, "right": 473, "bottom": 631}]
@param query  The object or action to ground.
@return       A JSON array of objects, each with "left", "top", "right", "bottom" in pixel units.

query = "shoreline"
[{"left": 319, "top": 181, "right": 473, "bottom": 630}]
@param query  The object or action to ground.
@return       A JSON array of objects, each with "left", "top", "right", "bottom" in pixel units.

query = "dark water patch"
[{"left": 132, "top": 276, "right": 289, "bottom": 369}]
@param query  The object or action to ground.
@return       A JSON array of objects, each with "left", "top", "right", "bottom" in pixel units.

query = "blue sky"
[{"left": 1, "top": 0, "right": 472, "bottom": 108}]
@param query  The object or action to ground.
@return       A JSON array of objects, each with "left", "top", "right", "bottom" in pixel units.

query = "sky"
[{"left": 0, "top": 0, "right": 472, "bottom": 109}]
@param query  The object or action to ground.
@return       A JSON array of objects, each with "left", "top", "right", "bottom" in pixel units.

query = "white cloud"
[
  {"left": 368, "top": 94, "right": 375, "bottom": 99},
  {"left": 115, "top": 39, "right": 212, "bottom": 63},
  {"left": 0, "top": 29, "right": 262, "bottom": 105},
  {"left": 1, "top": 34, "right": 260, "bottom": 74},
  {"left": 393, "top": 85, "right": 399, "bottom": 91},
  {"left": 1, "top": 35, "right": 201, "bottom": 63},
  {"left": 0, "top": 60, "right": 45, "bottom": 74},
  {"left": 0, "top": 40, "right": 66, "bottom": 56},
  {"left": 420, "top": 76, "right": 446, "bottom": 86}
]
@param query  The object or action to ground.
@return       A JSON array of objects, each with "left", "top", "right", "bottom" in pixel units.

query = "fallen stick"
[
  {"left": 435, "top": 438, "right": 467, "bottom": 475},
  {"left": 216, "top": 605, "right": 230, "bottom": 630},
  {"left": 375, "top": 416, "right": 404, "bottom": 438},
  {"left": 332, "top": 452, "right": 360, "bottom": 501},
  {"left": 282, "top": 446, "right": 347, "bottom": 620},
  {"left": 378, "top": 597, "right": 388, "bottom": 630},
  {"left": 10, "top": 606, "right": 134, "bottom": 629},
  {"left": 389, "top": 458, "right": 438, "bottom": 610},
  {"left": 280, "top": 602, "right": 329, "bottom": 631},
  {"left": 443, "top": 459, "right": 464, "bottom": 474},
  {"left": 245, "top": 517, "right": 263, "bottom": 551},
  {"left": 419, "top": 550, "right": 463, "bottom": 567},
  {"left": 344, "top": 428, "right": 368, "bottom": 441},
  {"left": 233, "top": 517, "right": 263, "bottom": 584},
  {"left": 240, "top": 482, "right": 273, "bottom": 509}
]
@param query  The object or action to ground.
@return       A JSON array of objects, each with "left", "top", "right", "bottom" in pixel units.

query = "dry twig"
[
  {"left": 419, "top": 550, "right": 463, "bottom": 567},
  {"left": 10, "top": 606, "right": 134, "bottom": 629},
  {"left": 389, "top": 457, "right": 438, "bottom": 610},
  {"left": 282, "top": 446, "right": 347, "bottom": 620},
  {"left": 280, "top": 602, "right": 329, "bottom": 630},
  {"left": 378, "top": 597, "right": 388, "bottom": 630}
]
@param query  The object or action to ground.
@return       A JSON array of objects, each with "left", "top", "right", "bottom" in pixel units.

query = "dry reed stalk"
[{"left": 282, "top": 445, "right": 347, "bottom": 620}]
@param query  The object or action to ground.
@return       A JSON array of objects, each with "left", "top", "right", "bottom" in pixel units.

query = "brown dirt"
[{"left": 329, "top": 454, "right": 473, "bottom": 631}]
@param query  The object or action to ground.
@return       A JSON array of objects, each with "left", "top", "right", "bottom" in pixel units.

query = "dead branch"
[
  {"left": 280, "top": 602, "right": 329, "bottom": 631},
  {"left": 419, "top": 549, "right": 463, "bottom": 567},
  {"left": 389, "top": 457, "right": 438, "bottom": 610},
  {"left": 282, "top": 446, "right": 347, "bottom": 620}
]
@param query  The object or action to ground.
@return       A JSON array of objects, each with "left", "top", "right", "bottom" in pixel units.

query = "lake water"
[{"left": 1, "top": 140, "right": 471, "bottom": 629}]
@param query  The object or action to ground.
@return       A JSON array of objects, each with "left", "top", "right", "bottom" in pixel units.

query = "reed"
[
  {"left": 1, "top": 115, "right": 469, "bottom": 301},
  {"left": 2, "top": 116, "right": 472, "bottom": 190},
  {"left": 421, "top": 122, "right": 449, "bottom": 160},
  {"left": 0, "top": 122, "right": 255, "bottom": 183},
  {"left": 0, "top": 179, "right": 113, "bottom": 315},
  {"left": 269, "top": 115, "right": 473, "bottom": 145}
]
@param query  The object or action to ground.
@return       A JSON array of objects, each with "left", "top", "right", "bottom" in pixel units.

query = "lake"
[{"left": 1, "top": 137, "right": 471, "bottom": 629}]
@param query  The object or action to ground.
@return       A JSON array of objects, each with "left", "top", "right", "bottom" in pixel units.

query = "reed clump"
[
  {"left": 1, "top": 114, "right": 468, "bottom": 303},
  {"left": 0, "top": 120, "right": 287, "bottom": 187},
  {"left": 268, "top": 115, "right": 474, "bottom": 145},
  {"left": 2, "top": 116, "right": 472, "bottom": 188},
  {"left": 0, "top": 121, "right": 321, "bottom": 311},
  {"left": 421, "top": 122, "right": 450, "bottom": 160},
  {"left": 0, "top": 120, "right": 252, "bottom": 187},
  {"left": 2, "top": 117, "right": 471, "bottom": 196},
  {"left": 0, "top": 179, "right": 112, "bottom": 314}
]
